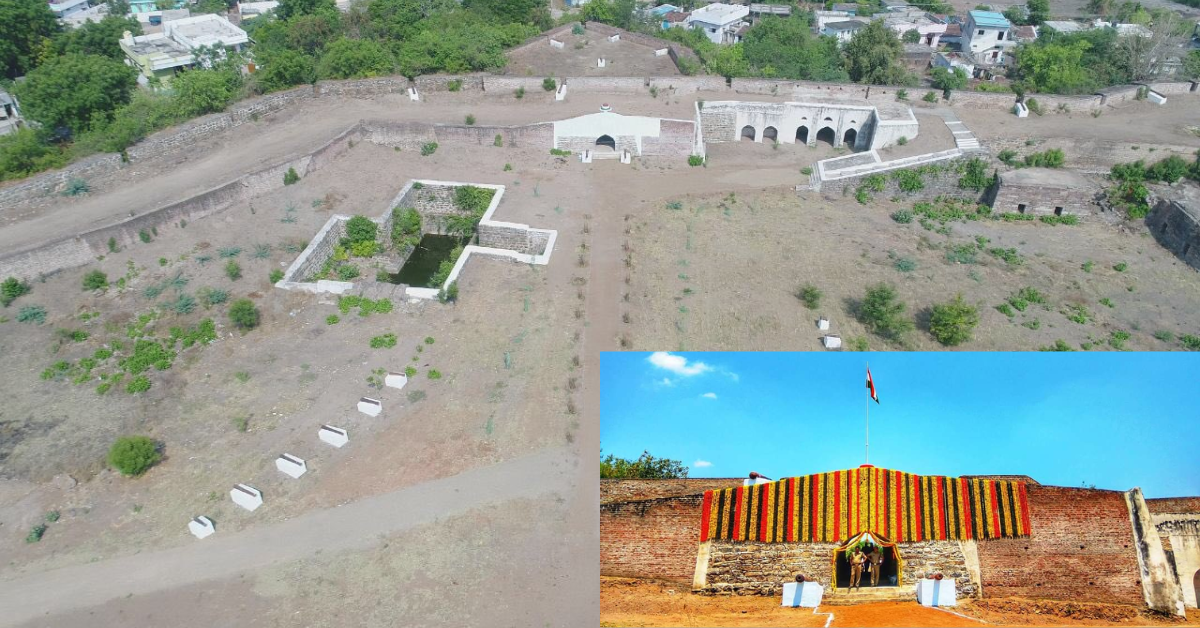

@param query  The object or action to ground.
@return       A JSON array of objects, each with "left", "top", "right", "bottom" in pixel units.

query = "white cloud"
[
  {"left": 701, "top": 392, "right": 718, "bottom": 399},
  {"left": 648, "top": 352, "right": 711, "bottom": 377},
  {"left": 694, "top": 460, "right": 713, "bottom": 468}
]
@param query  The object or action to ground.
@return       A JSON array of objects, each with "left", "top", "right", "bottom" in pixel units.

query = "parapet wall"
[
  {"left": 1145, "top": 194, "right": 1200, "bottom": 271},
  {"left": 601, "top": 478, "right": 744, "bottom": 504},
  {"left": 601, "top": 495, "right": 706, "bottom": 583}
]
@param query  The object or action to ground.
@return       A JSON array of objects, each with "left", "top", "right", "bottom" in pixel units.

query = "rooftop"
[
  {"left": 163, "top": 14, "right": 248, "bottom": 49},
  {"left": 1001, "top": 168, "right": 1097, "bottom": 190},
  {"left": 688, "top": 2, "right": 749, "bottom": 25},
  {"left": 122, "top": 32, "right": 194, "bottom": 70},
  {"left": 1043, "top": 20, "right": 1083, "bottom": 33},
  {"left": 825, "top": 20, "right": 867, "bottom": 31},
  {"left": 969, "top": 10, "right": 1011, "bottom": 29}
]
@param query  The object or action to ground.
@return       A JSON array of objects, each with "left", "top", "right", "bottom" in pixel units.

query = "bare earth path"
[{"left": 0, "top": 446, "right": 574, "bottom": 628}]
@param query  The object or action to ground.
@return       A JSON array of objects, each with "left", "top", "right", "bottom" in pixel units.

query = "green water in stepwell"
[{"left": 388, "top": 234, "right": 468, "bottom": 288}]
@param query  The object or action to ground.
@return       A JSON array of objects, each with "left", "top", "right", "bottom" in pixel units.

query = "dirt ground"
[
  {"left": 505, "top": 29, "right": 682, "bottom": 77},
  {"left": 600, "top": 577, "right": 1200, "bottom": 627}
]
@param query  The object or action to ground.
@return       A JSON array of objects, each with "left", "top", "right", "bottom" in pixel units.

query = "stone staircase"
[
  {"left": 935, "top": 109, "right": 983, "bottom": 152},
  {"left": 821, "top": 584, "right": 915, "bottom": 606}
]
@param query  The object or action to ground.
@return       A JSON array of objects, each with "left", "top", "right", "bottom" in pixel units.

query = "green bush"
[
  {"left": 542, "top": 77, "right": 557, "bottom": 91},
  {"left": 344, "top": 215, "right": 377, "bottom": 245},
  {"left": 928, "top": 294, "right": 979, "bottom": 346},
  {"left": 17, "top": 305, "right": 46, "bottom": 324},
  {"left": 892, "top": 169, "right": 923, "bottom": 192},
  {"left": 438, "top": 280, "right": 459, "bottom": 303},
  {"left": 1, "top": 277, "right": 32, "bottom": 307},
  {"left": 514, "top": 86, "right": 525, "bottom": 99},
  {"left": 1181, "top": 334, "right": 1200, "bottom": 351},
  {"left": 957, "top": 157, "right": 993, "bottom": 191},
  {"left": 1023, "top": 148, "right": 1065, "bottom": 168},
  {"left": 26, "top": 524, "right": 47, "bottom": 543},
  {"left": 326, "top": 314, "right": 339, "bottom": 325},
  {"left": 1113, "top": 262, "right": 1128, "bottom": 272},
  {"left": 857, "top": 284, "right": 913, "bottom": 342},
  {"left": 688, "top": 155, "right": 704, "bottom": 167},
  {"left": 465, "top": 114, "right": 476, "bottom": 125},
  {"left": 421, "top": 142, "right": 438, "bottom": 156},
  {"left": 126, "top": 374, "right": 151, "bottom": 393},
  {"left": 549, "top": 148, "right": 571, "bottom": 157},
  {"left": 283, "top": 167, "right": 300, "bottom": 185},
  {"left": 228, "top": 299, "right": 260, "bottom": 330},
  {"left": 891, "top": 210, "right": 913, "bottom": 224},
  {"left": 796, "top": 284, "right": 822, "bottom": 309},
  {"left": 108, "top": 435, "right": 160, "bottom": 476},
  {"left": 198, "top": 287, "right": 228, "bottom": 307},
  {"left": 897, "top": 136, "right": 908, "bottom": 146},
  {"left": 427, "top": 368, "right": 442, "bottom": 379},
  {"left": 225, "top": 260, "right": 242, "bottom": 281},
  {"left": 62, "top": 177, "right": 90, "bottom": 196},
  {"left": 336, "top": 264, "right": 360, "bottom": 280},
  {"left": 370, "top": 333, "right": 397, "bottom": 349},
  {"left": 447, "top": 79, "right": 462, "bottom": 92},
  {"left": 923, "top": 91, "right": 938, "bottom": 103},
  {"left": 269, "top": 269, "right": 284, "bottom": 283},
  {"left": 82, "top": 270, "right": 108, "bottom": 291}
]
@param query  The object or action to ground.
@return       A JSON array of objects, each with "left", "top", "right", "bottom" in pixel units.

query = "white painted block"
[
  {"left": 743, "top": 477, "right": 771, "bottom": 486},
  {"left": 817, "top": 318, "right": 830, "bottom": 331},
  {"left": 580, "top": 150, "right": 592, "bottom": 164},
  {"left": 357, "top": 397, "right": 382, "bottom": 417},
  {"left": 917, "top": 578, "right": 956, "bottom": 607},
  {"left": 781, "top": 581, "right": 824, "bottom": 607},
  {"left": 608, "top": 34, "right": 620, "bottom": 42},
  {"left": 555, "top": 84, "right": 567, "bottom": 102},
  {"left": 315, "top": 279, "right": 354, "bottom": 294},
  {"left": 384, "top": 372, "right": 408, "bottom": 390},
  {"left": 596, "top": 58, "right": 606, "bottom": 68},
  {"left": 276, "top": 453, "right": 308, "bottom": 479},
  {"left": 408, "top": 87, "right": 419, "bottom": 102},
  {"left": 549, "top": 38, "right": 564, "bottom": 49},
  {"left": 655, "top": 48, "right": 669, "bottom": 57},
  {"left": 230, "top": 484, "right": 263, "bottom": 512},
  {"left": 821, "top": 334, "right": 842, "bottom": 349},
  {"left": 1014, "top": 102, "right": 1028, "bottom": 118},
  {"left": 188, "top": 516, "right": 215, "bottom": 539},
  {"left": 620, "top": 150, "right": 632, "bottom": 164},
  {"left": 319, "top": 424, "right": 349, "bottom": 448},
  {"left": 1148, "top": 91, "right": 1166, "bottom": 105}
]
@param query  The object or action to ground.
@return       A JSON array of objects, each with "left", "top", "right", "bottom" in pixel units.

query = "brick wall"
[
  {"left": 641, "top": 119, "right": 696, "bottom": 157},
  {"left": 975, "top": 486, "right": 1143, "bottom": 606},
  {"left": 601, "top": 478, "right": 744, "bottom": 504},
  {"left": 1147, "top": 497, "right": 1200, "bottom": 514},
  {"left": 601, "top": 495, "right": 706, "bottom": 582}
]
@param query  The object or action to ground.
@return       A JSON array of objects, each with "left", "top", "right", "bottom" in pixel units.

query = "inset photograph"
[{"left": 600, "top": 351, "right": 1200, "bottom": 627}]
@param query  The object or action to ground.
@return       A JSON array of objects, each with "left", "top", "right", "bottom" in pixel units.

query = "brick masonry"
[
  {"left": 601, "top": 478, "right": 744, "bottom": 504},
  {"left": 601, "top": 495, "right": 707, "bottom": 582}
]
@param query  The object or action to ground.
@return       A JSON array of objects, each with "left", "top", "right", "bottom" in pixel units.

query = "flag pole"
[{"left": 865, "top": 362, "right": 870, "bottom": 465}]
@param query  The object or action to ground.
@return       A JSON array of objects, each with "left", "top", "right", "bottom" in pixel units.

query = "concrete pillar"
[
  {"left": 692, "top": 541, "right": 712, "bottom": 590},
  {"left": 1126, "top": 488, "right": 1186, "bottom": 616}
]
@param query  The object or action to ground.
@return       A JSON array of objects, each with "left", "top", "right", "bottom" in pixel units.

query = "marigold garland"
[{"left": 699, "top": 467, "right": 1031, "bottom": 543}]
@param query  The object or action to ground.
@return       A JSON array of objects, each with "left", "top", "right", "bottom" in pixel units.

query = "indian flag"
[{"left": 866, "top": 367, "right": 879, "bottom": 404}]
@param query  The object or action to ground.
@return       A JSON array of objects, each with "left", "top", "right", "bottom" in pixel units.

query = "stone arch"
[
  {"left": 816, "top": 127, "right": 836, "bottom": 146},
  {"left": 763, "top": 126, "right": 778, "bottom": 141},
  {"left": 823, "top": 116, "right": 833, "bottom": 122},
  {"left": 843, "top": 128, "right": 858, "bottom": 149},
  {"left": 740, "top": 125, "right": 756, "bottom": 141},
  {"left": 797, "top": 126, "right": 809, "bottom": 144},
  {"left": 596, "top": 135, "right": 616, "bottom": 151}
]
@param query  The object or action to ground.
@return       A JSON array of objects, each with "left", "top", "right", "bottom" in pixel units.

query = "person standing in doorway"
[
  {"left": 849, "top": 548, "right": 866, "bottom": 589},
  {"left": 867, "top": 546, "right": 884, "bottom": 586}
]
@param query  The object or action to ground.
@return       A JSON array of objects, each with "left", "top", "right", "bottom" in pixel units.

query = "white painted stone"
[
  {"left": 319, "top": 424, "right": 349, "bottom": 448},
  {"left": 1014, "top": 102, "right": 1028, "bottom": 118},
  {"left": 276, "top": 453, "right": 308, "bottom": 479},
  {"left": 384, "top": 372, "right": 408, "bottom": 390},
  {"left": 821, "top": 334, "right": 842, "bottom": 349},
  {"left": 408, "top": 86, "right": 419, "bottom": 102},
  {"left": 917, "top": 578, "right": 956, "bottom": 606},
  {"left": 781, "top": 581, "right": 824, "bottom": 607},
  {"left": 315, "top": 279, "right": 354, "bottom": 294},
  {"left": 230, "top": 484, "right": 263, "bottom": 512},
  {"left": 549, "top": 38, "right": 564, "bottom": 49},
  {"left": 357, "top": 397, "right": 382, "bottom": 417},
  {"left": 188, "top": 515, "right": 215, "bottom": 539},
  {"left": 608, "top": 34, "right": 620, "bottom": 42},
  {"left": 817, "top": 318, "right": 830, "bottom": 331},
  {"left": 597, "top": 58, "right": 606, "bottom": 68},
  {"left": 580, "top": 150, "right": 593, "bottom": 164},
  {"left": 620, "top": 150, "right": 632, "bottom": 164},
  {"left": 555, "top": 84, "right": 567, "bottom": 102},
  {"left": 1148, "top": 91, "right": 1167, "bottom": 105},
  {"left": 743, "top": 477, "right": 771, "bottom": 486},
  {"left": 654, "top": 47, "right": 669, "bottom": 57}
]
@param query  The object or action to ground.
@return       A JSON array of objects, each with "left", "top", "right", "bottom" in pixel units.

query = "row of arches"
[{"left": 740, "top": 125, "right": 857, "bottom": 149}]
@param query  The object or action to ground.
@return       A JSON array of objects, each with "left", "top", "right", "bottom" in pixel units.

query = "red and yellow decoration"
[{"left": 698, "top": 467, "right": 1032, "bottom": 544}]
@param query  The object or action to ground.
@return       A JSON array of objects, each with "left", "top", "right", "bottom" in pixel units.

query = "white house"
[
  {"left": 822, "top": 20, "right": 868, "bottom": 44},
  {"left": 933, "top": 51, "right": 976, "bottom": 79},
  {"left": 0, "top": 89, "right": 21, "bottom": 137},
  {"left": 881, "top": 11, "right": 947, "bottom": 47},
  {"left": 685, "top": 3, "right": 750, "bottom": 44},
  {"left": 47, "top": 0, "right": 90, "bottom": 18},
  {"left": 963, "top": 10, "right": 1014, "bottom": 65},
  {"left": 120, "top": 14, "right": 249, "bottom": 86}
]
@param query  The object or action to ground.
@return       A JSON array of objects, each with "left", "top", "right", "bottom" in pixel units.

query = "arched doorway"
[
  {"left": 763, "top": 126, "right": 778, "bottom": 141},
  {"left": 816, "top": 127, "right": 836, "bottom": 147},
  {"left": 596, "top": 135, "right": 616, "bottom": 151},
  {"left": 740, "top": 125, "right": 756, "bottom": 141},
  {"left": 796, "top": 126, "right": 809, "bottom": 144},
  {"left": 833, "top": 532, "right": 900, "bottom": 590},
  {"left": 843, "top": 128, "right": 858, "bottom": 149}
]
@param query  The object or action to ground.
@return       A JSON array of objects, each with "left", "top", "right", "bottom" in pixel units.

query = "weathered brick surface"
[
  {"left": 601, "top": 495, "right": 706, "bottom": 582},
  {"left": 975, "top": 486, "right": 1143, "bottom": 606},
  {"left": 601, "top": 479, "right": 743, "bottom": 504},
  {"left": 1147, "top": 497, "right": 1200, "bottom": 514}
]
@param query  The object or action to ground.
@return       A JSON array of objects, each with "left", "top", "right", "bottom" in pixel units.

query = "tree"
[
  {"left": 172, "top": 68, "right": 241, "bottom": 116},
  {"left": 902, "top": 28, "right": 920, "bottom": 44},
  {"left": 0, "top": 128, "right": 67, "bottom": 181},
  {"left": 1184, "top": 50, "right": 1200, "bottom": 80},
  {"left": 53, "top": 15, "right": 142, "bottom": 60},
  {"left": 857, "top": 283, "right": 914, "bottom": 342},
  {"left": 600, "top": 449, "right": 689, "bottom": 479},
  {"left": 930, "top": 66, "right": 968, "bottom": 93},
  {"left": 1012, "top": 40, "right": 1094, "bottom": 94},
  {"left": 286, "top": 12, "right": 342, "bottom": 53},
  {"left": 742, "top": 15, "right": 848, "bottom": 81},
  {"left": 928, "top": 294, "right": 980, "bottom": 346},
  {"left": 317, "top": 37, "right": 393, "bottom": 79},
  {"left": 395, "top": 16, "right": 520, "bottom": 76},
  {"left": 464, "top": 0, "right": 550, "bottom": 29},
  {"left": 0, "top": 276, "right": 32, "bottom": 307},
  {"left": 255, "top": 49, "right": 317, "bottom": 92},
  {"left": 0, "top": 0, "right": 60, "bottom": 79},
  {"left": 842, "top": 21, "right": 913, "bottom": 85},
  {"left": 1026, "top": 0, "right": 1049, "bottom": 24},
  {"left": 14, "top": 54, "right": 137, "bottom": 135},
  {"left": 108, "top": 436, "right": 162, "bottom": 476},
  {"left": 276, "top": 0, "right": 336, "bottom": 20},
  {"left": 1114, "top": 13, "right": 1185, "bottom": 82},
  {"left": 228, "top": 298, "right": 261, "bottom": 329},
  {"left": 366, "top": 0, "right": 455, "bottom": 41},
  {"left": 581, "top": 0, "right": 637, "bottom": 29},
  {"left": 1085, "top": 0, "right": 1113, "bottom": 15},
  {"left": 344, "top": 215, "right": 377, "bottom": 243}
]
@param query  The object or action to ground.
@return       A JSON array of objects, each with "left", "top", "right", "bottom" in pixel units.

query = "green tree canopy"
[
  {"left": 276, "top": 0, "right": 336, "bottom": 21},
  {"left": 0, "top": 128, "right": 67, "bottom": 181},
  {"left": 0, "top": 0, "right": 61, "bottom": 79},
  {"left": 580, "top": 0, "right": 637, "bottom": 29},
  {"left": 53, "top": 15, "right": 142, "bottom": 60},
  {"left": 742, "top": 15, "right": 848, "bottom": 81},
  {"left": 366, "top": 0, "right": 456, "bottom": 40},
  {"left": 1184, "top": 50, "right": 1200, "bottom": 80},
  {"left": 1013, "top": 39, "right": 1095, "bottom": 94},
  {"left": 172, "top": 68, "right": 242, "bottom": 116},
  {"left": 463, "top": 0, "right": 549, "bottom": 29},
  {"left": 14, "top": 53, "right": 137, "bottom": 134},
  {"left": 600, "top": 449, "right": 689, "bottom": 479},
  {"left": 842, "top": 21, "right": 913, "bottom": 85},
  {"left": 254, "top": 48, "right": 317, "bottom": 91},
  {"left": 317, "top": 37, "right": 393, "bottom": 79},
  {"left": 395, "top": 15, "right": 531, "bottom": 76},
  {"left": 286, "top": 12, "right": 342, "bottom": 53},
  {"left": 930, "top": 66, "right": 968, "bottom": 92},
  {"left": 928, "top": 294, "right": 980, "bottom": 346}
]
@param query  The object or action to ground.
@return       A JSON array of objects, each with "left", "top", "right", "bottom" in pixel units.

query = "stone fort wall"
[
  {"left": 602, "top": 495, "right": 709, "bottom": 583},
  {"left": 1145, "top": 194, "right": 1200, "bottom": 271}
]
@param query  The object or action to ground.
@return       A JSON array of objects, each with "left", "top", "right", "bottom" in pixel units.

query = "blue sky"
[{"left": 600, "top": 352, "right": 1200, "bottom": 498}]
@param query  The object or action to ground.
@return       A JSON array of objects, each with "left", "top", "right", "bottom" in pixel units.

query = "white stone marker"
[
  {"left": 597, "top": 57, "right": 606, "bottom": 68},
  {"left": 917, "top": 578, "right": 956, "bottom": 607},
  {"left": 781, "top": 581, "right": 824, "bottom": 607},
  {"left": 654, "top": 47, "right": 669, "bottom": 57},
  {"left": 357, "top": 397, "right": 382, "bottom": 417},
  {"left": 1147, "top": 91, "right": 1167, "bottom": 105},
  {"left": 620, "top": 150, "right": 632, "bottom": 164},
  {"left": 384, "top": 372, "right": 408, "bottom": 390},
  {"left": 555, "top": 83, "right": 567, "bottom": 102},
  {"left": 276, "top": 453, "right": 308, "bottom": 479},
  {"left": 817, "top": 317, "right": 830, "bottom": 331},
  {"left": 580, "top": 150, "right": 593, "bottom": 164},
  {"left": 1014, "top": 102, "right": 1029, "bottom": 118},
  {"left": 319, "top": 424, "right": 349, "bottom": 448},
  {"left": 549, "top": 38, "right": 564, "bottom": 49},
  {"left": 821, "top": 334, "right": 842, "bottom": 349},
  {"left": 408, "top": 86, "right": 419, "bottom": 102},
  {"left": 188, "top": 516, "right": 215, "bottom": 539},
  {"left": 230, "top": 484, "right": 263, "bottom": 512},
  {"left": 608, "top": 34, "right": 620, "bottom": 42}
]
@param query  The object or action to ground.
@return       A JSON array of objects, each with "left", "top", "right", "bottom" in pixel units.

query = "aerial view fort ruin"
[{"left": 0, "top": 0, "right": 1198, "bottom": 624}]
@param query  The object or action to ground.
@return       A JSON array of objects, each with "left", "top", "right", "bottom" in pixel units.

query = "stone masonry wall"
[
  {"left": 601, "top": 479, "right": 744, "bottom": 504},
  {"left": 601, "top": 495, "right": 706, "bottom": 583},
  {"left": 830, "top": 158, "right": 985, "bottom": 203},
  {"left": 1145, "top": 196, "right": 1200, "bottom": 271},
  {"left": 974, "top": 486, "right": 1144, "bottom": 607},
  {"left": 642, "top": 119, "right": 696, "bottom": 156},
  {"left": 992, "top": 182, "right": 1096, "bottom": 216}
]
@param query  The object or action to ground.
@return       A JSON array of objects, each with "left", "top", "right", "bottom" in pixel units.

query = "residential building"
[
  {"left": 814, "top": 10, "right": 854, "bottom": 31},
  {"left": 933, "top": 51, "right": 976, "bottom": 78},
  {"left": 963, "top": 10, "right": 1013, "bottom": 65},
  {"left": 1042, "top": 19, "right": 1083, "bottom": 34},
  {"left": 47, "top": 0, "right": 90, "bottom": 18},
  {"left": 61, "top": 2, "right": 108, "bottom": 27},
  {"left": 939, "top": 21, "right": 962, "bottom": 46},
  {"left": 685, "top": 2, "right": 750, "bottom": 44},
  {"left": 0, "top": 89, "right": 21, "bottom": 137},
  {"left": 661, "top": 10, "right": 690, "bottom": 29},
  {"left": 120, "top": 14, "right": 248, "bottom": 86},
  {"left": 237, "top": 0, "right": 278, "bottom": 19},
  {"left": 649, "top": 4, "right": 679, "bottom": 17},
  {"left": 881, "top": 10, "right": 947, "bottom": 47},
  {"left": 748, "top": 3, "right": 790, "bottom": 17},
  {"left": 831, "top": 3, "right": 858, "bottom": 14},
  {"left": 1010, "top": 24, "right": 1038, "bottom": 42},
  {"left": 821, "top": 19, "right": 868, "bottom": 44}
]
